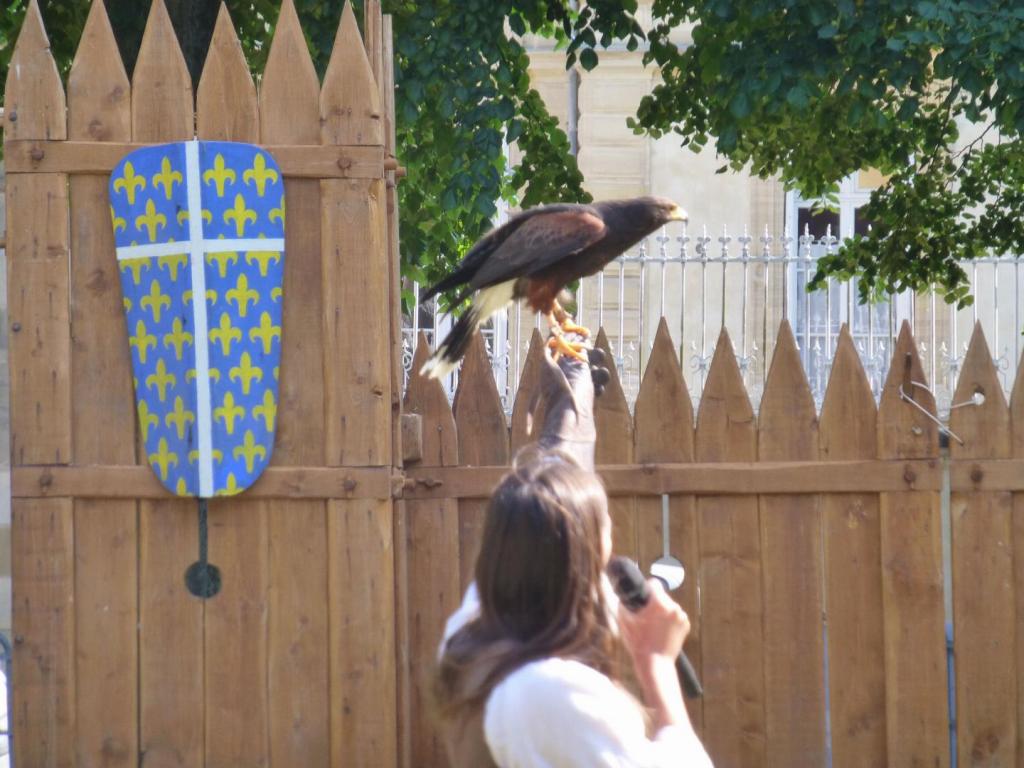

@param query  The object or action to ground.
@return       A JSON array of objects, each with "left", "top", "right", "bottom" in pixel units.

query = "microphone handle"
[{"left": 676, "top": 649, "right": 703, "bottom": 699}]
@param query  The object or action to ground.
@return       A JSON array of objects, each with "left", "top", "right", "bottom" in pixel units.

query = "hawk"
[{"left": 420, "top": 196, "right": 687, "bottom": 379}]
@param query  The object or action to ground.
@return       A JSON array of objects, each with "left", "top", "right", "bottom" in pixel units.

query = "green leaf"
[{"left": 580, "top": 48, "right": 599, "bottom": 71}]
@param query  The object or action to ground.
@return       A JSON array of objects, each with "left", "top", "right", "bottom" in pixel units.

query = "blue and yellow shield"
[{"left": 110, "top": 140, "right": 285, "bottom": 498}]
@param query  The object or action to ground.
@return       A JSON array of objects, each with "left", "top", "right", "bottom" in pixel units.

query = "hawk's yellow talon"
[{"left": 546, "top": 334, "right": 589, "bottom": 363}]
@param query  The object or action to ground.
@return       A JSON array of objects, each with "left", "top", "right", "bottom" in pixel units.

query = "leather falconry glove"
[{"left": 532, "top": 341, "right": 610, "bottom": 472}]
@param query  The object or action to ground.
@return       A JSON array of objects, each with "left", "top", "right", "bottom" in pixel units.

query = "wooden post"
[
  {"left": 819, "top": 326, "right": 886, "bottom": 767},
  {"left": 1011, "top": 356, "right": 1024, "bottom": 767},
  {"left": 694, "top": 328, "right": 765, "bottom": 766},
  {"left": 758, "top": 320, "right": 825, "bottom": 765},
  {"left": 633, "top": 319, "right": 702, "bottom": 732},
  {"left": 5, "top": 2, "right": 76, "bottom": 764},
  {"left": 131, "top": 2, "right": 205, "bottom": 765},
  {"left": 320, "top": 4, "right": 395, "bottom": 764},
  {"left": 454, "top": 333, "right": 509, "bottom": 591},
  {"left": 67, "top": 2, "right": 138, "bottom": 765},
  {"left": 877, "top": 322, "right": 949, "bottom": 767},
  {"left": 259, "top": 1, "right": 331, "bottom": 763},
  {"left": 403, "top": 335, "right": 460, "bottom": 768},
  {"left": 195, "top": 7, "right": 273, "bottom": 766},
  {"left": 948, "top": 323, "right": 1016, "bottom": 765}
]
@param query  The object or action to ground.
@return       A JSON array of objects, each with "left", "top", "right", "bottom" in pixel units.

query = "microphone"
[{"left": 607, "top": 556, "right": 703, "bottom": 699}]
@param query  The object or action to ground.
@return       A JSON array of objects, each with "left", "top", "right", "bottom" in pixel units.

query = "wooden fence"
[
  {"left": 4, "top": 0, "right": 405, "bottom": 765},
  {"left": 403, "top": 321, "right": 1024, "bottom": 768},
  {"left": 5, "top": 1, "right": 1024, "bottom": 767}
]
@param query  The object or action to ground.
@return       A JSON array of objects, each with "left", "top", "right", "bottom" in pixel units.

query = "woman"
[{"left": 435, "top": 348, "right": 711, "bottom": 767}]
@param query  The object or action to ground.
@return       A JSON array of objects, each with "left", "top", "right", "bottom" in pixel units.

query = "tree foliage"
[
  {"left": 1, "top": 0, "right": 641, "bottom": 307},
  {"left": 635, "top": 0, "right": 1024, "bottom": 306}
]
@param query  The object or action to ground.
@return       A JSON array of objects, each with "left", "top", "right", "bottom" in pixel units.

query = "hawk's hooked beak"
[{"left": 668, "top": 204, "right": 688, "bottom": 222}]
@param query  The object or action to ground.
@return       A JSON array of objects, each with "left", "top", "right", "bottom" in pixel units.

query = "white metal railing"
[{"left": 403, "top": 222, "right": 1024, "bottom": 417}]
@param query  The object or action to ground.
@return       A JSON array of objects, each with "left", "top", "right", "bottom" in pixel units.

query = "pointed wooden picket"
[
  {"left": 3, "top": 0, "right": 66, "bottom": 141},
  {"left": 257, "top": 5, "right": 331, "bottom": 764},
  {"left": 403, "top": 334, "right": 461, "bottom": 766},
  {"left": 758, "top": 320, "right": 825, "bottom": 765},
  {"left": 633, "top": 319, "right": 701, "bottom": 731},
  {"left": 132, "top": 0, "right": 193, "bottom": 140},
  {"left": 68, "top": 0, "right": 130, "bottom": 142},
  {"left": 454, "top": 333, "right": 510, "bottom": 590},
  {"left": 594, "top": 329, "right": 636, "bottom": 560},
  {"left": 694, "top": 328, "right": 764, "bottom": 767},
  {"left": 6, "top": 4, "right": 75, "bottom": 764},
  {"left": 319, "top": 6, "right": 395, "bottom": 761},
  {"left": 818, "top": 326, "right": 885, "bottom": 768},
  {"left": 66, "top": 4, "right": 139, "bottom": 765},
  {"left": 321, "top": 1, "right": 384, "bottom": 146},
  {"left": 261, "top": 0, "right": 324, "bottom": 463},
  {"left": 131, "top": 5, "right": 204, "bottom": 764},
  {"left": 1012, "top": 359, "right": 1024, "bottom": 767},
  {"left": 196, "top": 4, "right": 258, "bottom": 142},
  {"left": 194, "top": 15, "right": 272, "bottom": 766},
  {"left": 877, "top": 322, "right": 948, "bottom": 768},
  {"left": 261, "top": 0, "right": 320, "bottom": 144},
  {"left": 948, "top": 324, "right": 1016, "bottom": 766},
  {"left": 510, "top": 329, "right": 547, "bottom": 451}
]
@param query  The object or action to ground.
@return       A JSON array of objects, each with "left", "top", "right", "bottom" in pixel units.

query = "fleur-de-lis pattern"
[{"left": 111, "top": 141, "right": 285, "bottom": 498}]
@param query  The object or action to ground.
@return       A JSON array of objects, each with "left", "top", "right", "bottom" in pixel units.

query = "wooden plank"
[
  {"left": 132, "top": 4, "right": 204, "bottom": 764},
  {"left": 757, "top": 320, "right": 825, "bottom": 766},
  {"left": 196, "top": 9, "right": 271, "bottom": 767},
  {"left": 13, "top": 465, "right": 394, "bottom": 499},
  {"left": 694, "top": 328, "right": 764, "bottom": 767},
  {"left": 322, "top": 7, "right": 396, "bottom": 764},
  {"left": 319, "top": 174, "right": 390, "bottom": 466},
  {"left": 818, "top": 326, "right": 886, "bottom": 768},
  {"left": 12, "top": 498, "right": 75, "bottom": 768},
  {"left": 10, "top": 460, "right": 958, "bottom": 499},
  {"left": 378, "top": 10, "right": 404, "bottom": 475},
  {"left": 594, "top": 328, "right": 637, "bottom": 560},
  {"left": 401, "top": 459, "right": 942, "bottom": 499},
  {"left": 67, "top": 3, "right": 138, "bottom": 765},
  {"left": 73, "top": 501, "right": 136, "bottom": 767},
  {"left": 948, "top": 323, "right": 1016, "bottom": 766},
  {"left": 328, "top": 498, "right": 396, "bottom": 768},
  {"left": 403, "top": 335, "right": 461, "bottom": 768},
  {"left": 5, "top": 6, "right": 76, "bottom": 766},
  {"left": 261, "top": 3, "right": 331, "bottom": 764},
  {"left": 454, "top": 333, "right": 510, "bottom": 591},
  {"left": 7, "top": 236, "right": 72, "bottom": 465},
  {"left": 509, "top": 329, "right": 546, "bottom": 451},
  {"left": 877, "top": 321, "right": 949, "bottom": 768},
  {"left": 633, "top": 319, "right": 701, "bottom": 732},
  {"left": 1011, "top": 359, "right": 1024, "bottom": 768},
  {"left": 4, "top": 139, "right": 387, "bottom": 179},
  {"left": 5, "top": 0, "right": 71, "bottom": 467}
]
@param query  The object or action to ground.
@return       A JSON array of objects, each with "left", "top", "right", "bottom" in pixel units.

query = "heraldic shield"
[{"left": 110, "top": 140, "right": 285, "bottom": 499}]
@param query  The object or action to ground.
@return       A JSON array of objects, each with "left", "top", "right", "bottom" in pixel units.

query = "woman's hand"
[
  {"left": 617, "top": 580, "right": 692, "bottom": 731},
  {"left": 617, "top": 579, "right": 690, "bottom": 663}
]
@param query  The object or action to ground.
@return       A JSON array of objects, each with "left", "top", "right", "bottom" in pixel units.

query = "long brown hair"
[{"left": 435, "top": 448, "right": 618, "bottom": 721}]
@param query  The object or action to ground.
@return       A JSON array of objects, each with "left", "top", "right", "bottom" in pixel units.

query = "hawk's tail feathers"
[
  {"left": 420, "top": 280, "right": 517, "bottom": 381},
  {"left": 419, "top": 307, "right": 480, "bottom": 381}
]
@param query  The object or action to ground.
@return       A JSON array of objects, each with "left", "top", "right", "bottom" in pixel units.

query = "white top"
[{"left": 441, "top": 585, "right": 713, "bottom": 768}]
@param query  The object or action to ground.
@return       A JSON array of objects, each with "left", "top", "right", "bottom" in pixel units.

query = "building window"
[{"left": 785, "top": 173, "right": 911, "bottom": 396}]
